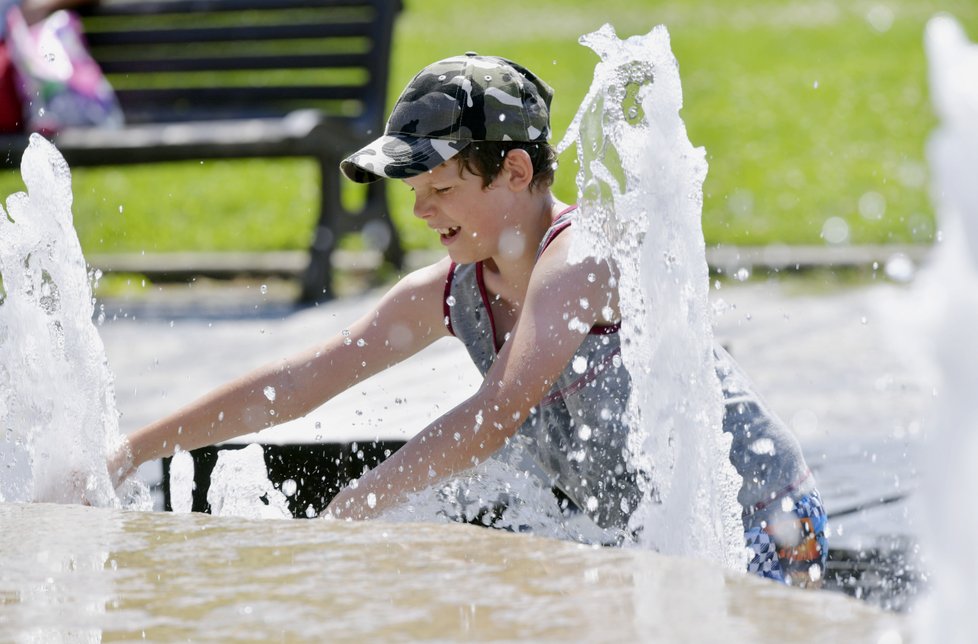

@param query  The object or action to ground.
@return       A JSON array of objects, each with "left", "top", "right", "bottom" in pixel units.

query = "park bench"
[{"left": 0, "top": 0, "right": 404, "bottom": 302}]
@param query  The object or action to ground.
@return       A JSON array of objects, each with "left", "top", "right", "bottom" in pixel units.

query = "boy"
[{"left": 110, "top": 53, "right": 827, "bottom": 586}]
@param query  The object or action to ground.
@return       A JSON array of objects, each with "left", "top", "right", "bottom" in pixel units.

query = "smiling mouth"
[{"left": 437, "top": 226, "right": 461, "bottom": 239}]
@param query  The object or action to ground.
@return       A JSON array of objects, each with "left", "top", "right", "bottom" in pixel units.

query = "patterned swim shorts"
[{"left": 744, "top": 490, "right": 828, "bottom": 587}]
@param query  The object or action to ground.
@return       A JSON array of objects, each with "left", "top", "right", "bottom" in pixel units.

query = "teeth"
[{"left": 436, "top": 227, "right": 460, "bottom": 235}]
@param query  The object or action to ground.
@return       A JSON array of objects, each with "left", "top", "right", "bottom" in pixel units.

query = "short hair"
[{"left": 455, "top": 141, "right": 557, "bottom": 191}]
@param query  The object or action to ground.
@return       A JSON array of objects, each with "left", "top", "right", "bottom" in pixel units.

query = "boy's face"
[{"left": 404, "top": 158, "right": 521, "bottom": 265}]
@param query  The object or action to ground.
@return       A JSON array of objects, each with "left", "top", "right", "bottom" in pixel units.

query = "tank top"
[{"left": 443, "top": 207, "right": 815, "bottom": 531}]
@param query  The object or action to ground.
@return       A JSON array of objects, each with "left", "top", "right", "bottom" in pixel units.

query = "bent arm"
[
  {"left": 326, "top": 234, "right": 620, "bottom": 519},
  {"left": 113, "top": 260, "right": 453, "bottom": 482}
]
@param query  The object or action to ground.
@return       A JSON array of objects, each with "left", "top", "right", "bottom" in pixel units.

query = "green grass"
[{"left": 0, "top": 0, "right": 974, "bottom": 255}]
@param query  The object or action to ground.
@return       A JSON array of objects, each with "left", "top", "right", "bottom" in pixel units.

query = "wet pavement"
[{"left": 97, "top": 274, "right": 936, "bottom": 609}]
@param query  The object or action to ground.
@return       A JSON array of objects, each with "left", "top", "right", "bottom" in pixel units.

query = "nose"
[{"left": 412, "top": 193, "right": 433, "bottom": 220}]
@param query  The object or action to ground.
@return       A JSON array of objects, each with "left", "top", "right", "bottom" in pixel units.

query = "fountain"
[
  {"left": 556, "top": 24, "right": 743, "bottom": 566},
  {"left": 0, "top": 134, "right": 147, "bottom": 509},
  {"left": 0, "top": 18, "right": 932, "bottom": 642},
  {"left": 913, "top": 14, "right": 978, "bottom": 643}
]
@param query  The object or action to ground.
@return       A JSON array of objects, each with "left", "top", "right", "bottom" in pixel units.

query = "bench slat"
[
  {"left": 90, "top": 0, "right": 382, "bottom": 17},
  {"left": 85, "top": 22, "right": 374, "bottom": 47},
  {"left": 115, "top": 85, "right": 367, "bottom": 103},
  {"left": 50, "top": 112, "right": 358, "bottom": 163},
  {"left": 98, "top": 53, "right": 372, "bottom": 74}
]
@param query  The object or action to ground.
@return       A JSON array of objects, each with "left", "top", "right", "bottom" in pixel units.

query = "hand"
[{"left": 106, "top": 436, "right": 135, "bottom": 489}]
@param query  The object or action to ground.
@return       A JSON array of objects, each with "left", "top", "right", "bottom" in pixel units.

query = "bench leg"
[
  {"left": 300, "top": 159, "right": 405, "bottom": 304},
  {"left": 301, "top": 222, "right": 336, "bottom": 303},
  {"left": 365, "top": 180, "right": 404, "bottom": 270},
  {"left": 300, "top": 159, "right": 341, "bottom": 303}
]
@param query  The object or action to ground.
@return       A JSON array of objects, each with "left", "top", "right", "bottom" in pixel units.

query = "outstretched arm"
[
  {"left": 110, "top": 259, "right": 454, "bottom": 484},
  {"left": 326, "top": 232, "right": 619, "bottom": 519}
]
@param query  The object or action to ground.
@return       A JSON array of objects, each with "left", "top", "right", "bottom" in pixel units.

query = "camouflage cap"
[{"left": 340, "top": 53, "right": 553, "bottom": 183}]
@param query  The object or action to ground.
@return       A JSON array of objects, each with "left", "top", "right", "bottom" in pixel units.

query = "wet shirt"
[{"left": 443, "top": 208, "right": 814, "bottom": 530}]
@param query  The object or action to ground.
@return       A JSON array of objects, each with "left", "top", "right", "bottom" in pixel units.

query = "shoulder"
[
  {"left": 371, "top": 256, "right": 454, "bottom": 328},
  {"left": 528, "top": 225, "right": 621, "bottom": 326},
  {"left": 533, "top": 221, "right": 610, "bottom": 286},
  {"left": 392, "top": 255, "right": 454, "bottom": 293},
  {"left": 342, "top": 256, "right": 454, "bottom": 360}
]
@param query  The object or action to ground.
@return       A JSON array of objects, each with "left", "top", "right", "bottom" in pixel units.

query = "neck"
[{"left": 484, "top": 192, "right": 565, "bottom": 301}]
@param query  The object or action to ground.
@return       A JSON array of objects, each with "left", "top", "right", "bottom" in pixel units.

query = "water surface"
[{"left": 0, "top": 503, "right": 908, "bottom": 642}]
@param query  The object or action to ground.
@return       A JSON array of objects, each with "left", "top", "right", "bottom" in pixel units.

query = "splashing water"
[
  {"left": 556, "top": 24, "right": 743, "bottom": 566},
  {"left": 916, "top": 14, "right": 978, "bottom": 643},
  {"left": 0, "top": 134, "right": 148, "bottom": 508},
  {"left": 206, "top": 444, "right": 291, "bottom": 520},
  {"left": 381, "top": 436, "right": 619, "bottom": 544}
]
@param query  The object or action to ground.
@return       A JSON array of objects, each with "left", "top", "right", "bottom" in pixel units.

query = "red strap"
[{"left": 540, "top": 206, "right": 621, "bottom": 336}]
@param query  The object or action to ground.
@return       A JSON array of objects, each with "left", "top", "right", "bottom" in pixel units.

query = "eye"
[{"left": 433, "top": 186, "right": 453, "bottom": 195}]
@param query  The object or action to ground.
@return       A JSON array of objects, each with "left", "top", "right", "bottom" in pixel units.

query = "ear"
[{"left": 499, "top": 148, "right": 534, "bottom": 192}]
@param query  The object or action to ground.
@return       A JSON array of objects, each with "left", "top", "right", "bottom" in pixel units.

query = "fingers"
[{"left": 107, "top": 436, "right": 135, "bottom": 489}]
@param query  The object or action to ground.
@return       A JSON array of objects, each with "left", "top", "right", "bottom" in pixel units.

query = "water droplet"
[
  {"left": 367, "top": 492, "right": 377, "bottom": 508},
  {"left": 821, "top": 217, "right": 850, "bottom": 245},
  {"left": 859, "top": 191, "right": 886, "bottom": 220},
  {"left": 260, "top": 284, "right": 268, "bottom": 295},
  {"left": 356, "top": 338, "right": 366, "bottom": 347},
  {"left": 568, "top": 317, "right": 588, "bottom": 333},
  {"left": 750, "top": 438, "right": 776, "bottom": 456},
  {"left": 446, "top": 295, "right": 457, "bottom": 307},
  {"left": 586, "top": 496, "right": 599, "bottom": 512},
  {"left": 884, "top": 253, "right": 915, "bottom": 282},
  {"left": 578, "top": 424, "right": 592, "bottom": 441},
  {"left": 263, "top": 386, "right": 276, "bottom": 402},
  {"left": 865, "top": 5, "right": 894, "bottom": 32},
  {"left": 572, "top": 356, "right": 588, "bottom": 373},
  {"left": 281, "top": 479, "right": 297, "bottom": 497}
]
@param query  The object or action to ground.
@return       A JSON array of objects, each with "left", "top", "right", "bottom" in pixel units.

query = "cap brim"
[{"left": 340, "top": 135, "right": 467, "bottom": 183}]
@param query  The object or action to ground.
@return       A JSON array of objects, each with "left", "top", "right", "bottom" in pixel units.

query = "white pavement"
[{"left": 98, "top": 276, "right": 935, "bottom": 554}]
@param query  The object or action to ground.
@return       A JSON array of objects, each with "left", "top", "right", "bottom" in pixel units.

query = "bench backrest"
[{"left": 80, "top": 0, "right": 402, "bottom": 128}]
